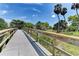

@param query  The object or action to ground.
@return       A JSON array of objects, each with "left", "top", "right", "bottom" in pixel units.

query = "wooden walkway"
[{"left": 0, "top": 30, "right": 38, "bottom": 56}]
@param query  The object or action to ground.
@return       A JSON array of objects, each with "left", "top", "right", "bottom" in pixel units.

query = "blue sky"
[{"left": 0, "top": 3, "right": 78, "bottom": 26}]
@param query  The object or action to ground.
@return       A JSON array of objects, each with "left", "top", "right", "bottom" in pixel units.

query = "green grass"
[
  {"left": 58, "top": 41, "right": 79, "bottom": 55},
  {"left": 46, "top": 29, "right": 79, "bottom": 36},
  {"left": 63, "top": 31, "right": 79, "bottom": 36}
]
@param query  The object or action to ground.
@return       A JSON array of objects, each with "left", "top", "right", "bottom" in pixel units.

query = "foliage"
[
  {"left": 67, "top": 25, "right": 77, "bottom": 31},
  {"left": 24, "top": 22, "right": 34, "bottom": 28},
  {"left": 68, "top": 15, "right": 79, "bottom": 31},
  {"left": 71, "top": 3, "right": 79, "bottom": 17},
  {"left": 48, "top": 26, "right": 53, "bottom": 29},
  {"left": 71, "top": 3, "right": 79, "bottom": 10},
  {"left": 53, "top": 20, "right": 68, "bottom": 32},
  {"left": 61, "top": 7, "right": 67, "bottom": 16},
  {"left": 68, "top": 15, "right": 79, "bottom": 22},
  {"left": 35, "top": 21, "right": 49, "bottom": 30},
  {"left": 10, "top": 19, "right": 25, "bottom": 29},
  {"left": 30, "top": 30, "right": 79, "bottom": 55},
  {"left": 0, "top": 18, "right": 8, "bottom": 30},
  {"left": 54, "top": 4, "right": 67, "bottom": 32},
  {"left": 54, "top": 4, "right": 62, "bottom": 15}
]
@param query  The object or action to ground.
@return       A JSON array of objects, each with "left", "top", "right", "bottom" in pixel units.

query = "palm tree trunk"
[
  {"left": 63, "top": 15, "right": 66, "bottom": 21},
  {"left": 57, "top": 14, "right": 60, "bottom": 33},
  {"left": 76, "top": 8, "right": 79, "bottom": 17},
  {"left": 63, "top": 15, "right": 66, "bottom": 32},
  {"left": 76, "top": 8, "right": 79, "bottom": 31}
]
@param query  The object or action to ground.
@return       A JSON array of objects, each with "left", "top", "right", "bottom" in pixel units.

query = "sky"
[{"left": 0, "top": 3, "right": 79, "bottom": 26}]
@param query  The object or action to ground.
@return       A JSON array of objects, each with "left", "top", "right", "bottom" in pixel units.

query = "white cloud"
[
  {"left": 51, "top": 15, "right": 56, "bottom": 18},
  {"left": 2, "top": 10, "right": 7, "bottom": 14},
  {"left": 33, "top": 8, "right": 41, "bottom": 13},
  {"left": 20, "top": 16, "right": 27, "bottom": 19},
  {"left": 4, "top": 18, "right": 11, "bottom": 27},
  {"left": 32, "top": 14, "right": 36, "bottom": 17},
  {"left": 0, "top": 10, "right": 8, "bottom": 15},
  {"left": 4, "top": 18, "right": 11, "bottom": 23},
  {"left": 10, "top": 16, "right": 27, "bottom": 20}
]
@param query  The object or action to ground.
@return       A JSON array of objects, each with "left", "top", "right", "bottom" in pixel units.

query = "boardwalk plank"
[{"left": 0, "top": 30, "right": 38, "bottom": 56}]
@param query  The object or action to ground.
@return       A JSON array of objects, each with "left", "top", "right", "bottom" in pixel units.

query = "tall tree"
[
  {"left": 71, "top": 3, "right": 79, "bottom": 17},
  {"left": 35, "top": 21, "right": 49, "bottom": 30},
  {"left": 0, "top": 18, "right": 8, "bottom": 30},
  {"left": 35, "top": 21, "right": 42, "bottom": 30},
  {"left": 54, "top": 4, "right": 62, "bottom": 32},
  {"left": 71, "top": 3, "right": 79, "bottom": 31},
  {"left": 61, "top": 7, "right": 67, "bottom": 21},
  {"left": 10, "top": 19, "right": 24, "bottom": 29},
  {"left": 53, "top": 20, "right": 67, "bottom": 32},
  {"left": 24, "top": 22, "right": 33, "bottom": 28},
  {"left": 41, "top": 22, "right": 49, "bottom": 30},
  {"left": 68, "top": 15, "right": 79, "bottom": 31}
]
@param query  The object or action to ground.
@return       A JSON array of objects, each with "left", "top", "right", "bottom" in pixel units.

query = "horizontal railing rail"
[
  {"left": 0, "top": 28, "right": 16, "bottom": 52},
  {"left": 24, "top": 28, "right": 79, "bottom": 56},
  {"left": 28, "top": 28, "right": 79, "bottom": 46},
  {"left": 38, "top": 38, "right": 72, "bottom": 56}
]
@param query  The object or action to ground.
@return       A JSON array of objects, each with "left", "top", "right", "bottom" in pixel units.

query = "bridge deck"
[{"left": 0, "top": 30, "right": 38, "bottom": 56}]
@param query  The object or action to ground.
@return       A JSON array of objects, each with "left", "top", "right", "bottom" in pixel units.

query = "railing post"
[
  {"left": 36, "top": 32, "right": 39, "bottom": 42},
  {"left": 0, "top": 46, "right": 3, "bottom": 52},
  {"left": 30, "top": 29, "right": 32, "bottom": 34},
  {"left": 27, "top": 28, "right": 29, "bottom": 34},
  {"left": 52, "top": 39, "right": 56, "bottom": 56}
]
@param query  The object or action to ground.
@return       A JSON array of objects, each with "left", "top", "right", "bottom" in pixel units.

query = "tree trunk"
[
  {"left": 76, "top": 8, "right": 79, "bottom": 17},
  {"left": 63, "top": 15, "right": 66, "bottom": 32},
  {"left": 63, "top": 15, "right": 66, "bottom": 21},
  {"left": 57, "top": 14, "right": 60, "bottom": 33}
]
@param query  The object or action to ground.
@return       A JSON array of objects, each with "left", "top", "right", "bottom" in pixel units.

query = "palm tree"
[
  {"left": 71, "top": 3, "right": 79, "bottom": 17},
  {"left": 53, "top": 20, "right": 67, "bottom": 32},
  {"left": 61, "top": 7, "right": 67, "bottom": 21},
  {"left": 54, "top": 4, "right": 62, "bottom": 32},
  {"left": 71, "top": 3, "right": 79, "bottom": 31}
]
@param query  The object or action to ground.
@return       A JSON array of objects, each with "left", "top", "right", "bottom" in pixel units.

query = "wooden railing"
[
  {"left": 24, "top": 28, "right": 79, "bottom": 56},
  {"left": 0, "top": 28, "right": 16, "bottom": 52}
]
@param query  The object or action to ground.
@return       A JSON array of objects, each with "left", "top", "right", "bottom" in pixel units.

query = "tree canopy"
[
  {"left": 10, "top": 19, "right": 25, "bottom": 29},
  {"left": 24, "top": 22, "right": 33, "bottom": 28},
  {"left": 0, "top": 18, "right": 8, "bottom": 30},
  {"left": 68, "top": 15, "right": 79, "bottom": 31},
  {"left": 35, "top": 21, "right": 49, "bottom": 30},
  {"left": 53, "top": 20, "right": 68, "bottom": 32}
]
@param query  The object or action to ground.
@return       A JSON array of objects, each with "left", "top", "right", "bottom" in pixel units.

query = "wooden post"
[
  {"left": 0, "top": 45, "right": 3, "bottom": 52},
  {"left": 0, "top": 47, "right": 2, "bottom": 52},
  {"left": 36, "top": 32, "right": 39, "bottom": 42},
  {"left": 52, "top": 39, "right": 56, "bottom": 56},
  {"left": 27, "top": 28, "right": 29, "bottom": 34}
]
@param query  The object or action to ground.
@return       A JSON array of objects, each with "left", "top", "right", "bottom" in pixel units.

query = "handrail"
[
  {"left": 39, "top": 38, "right": 72, "bottom": 56},
  {"left": 29, "top": 29, "right": 79, "bottom": 47},
  {"left": 25, "top": 28, "right": 79, "bottom": 56},
  {"left": 41, "top": 31, "right": 79, "bottom": 41},
  {"left": 0, "top": 31, "right": 15, "bottom": 47},
  {"left": 0, "top": 28, "right": 16, "bottom": 52},
  {"left": 0, "top": 28, "right": 15, "bottom": 34},
  {"left": 36, "top": 29, "right": 79, "bottom": 41}
]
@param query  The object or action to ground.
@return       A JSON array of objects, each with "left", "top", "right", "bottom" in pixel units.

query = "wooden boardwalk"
[{"left": 0, "top": 30, "right": 38, "bottom": 56}]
